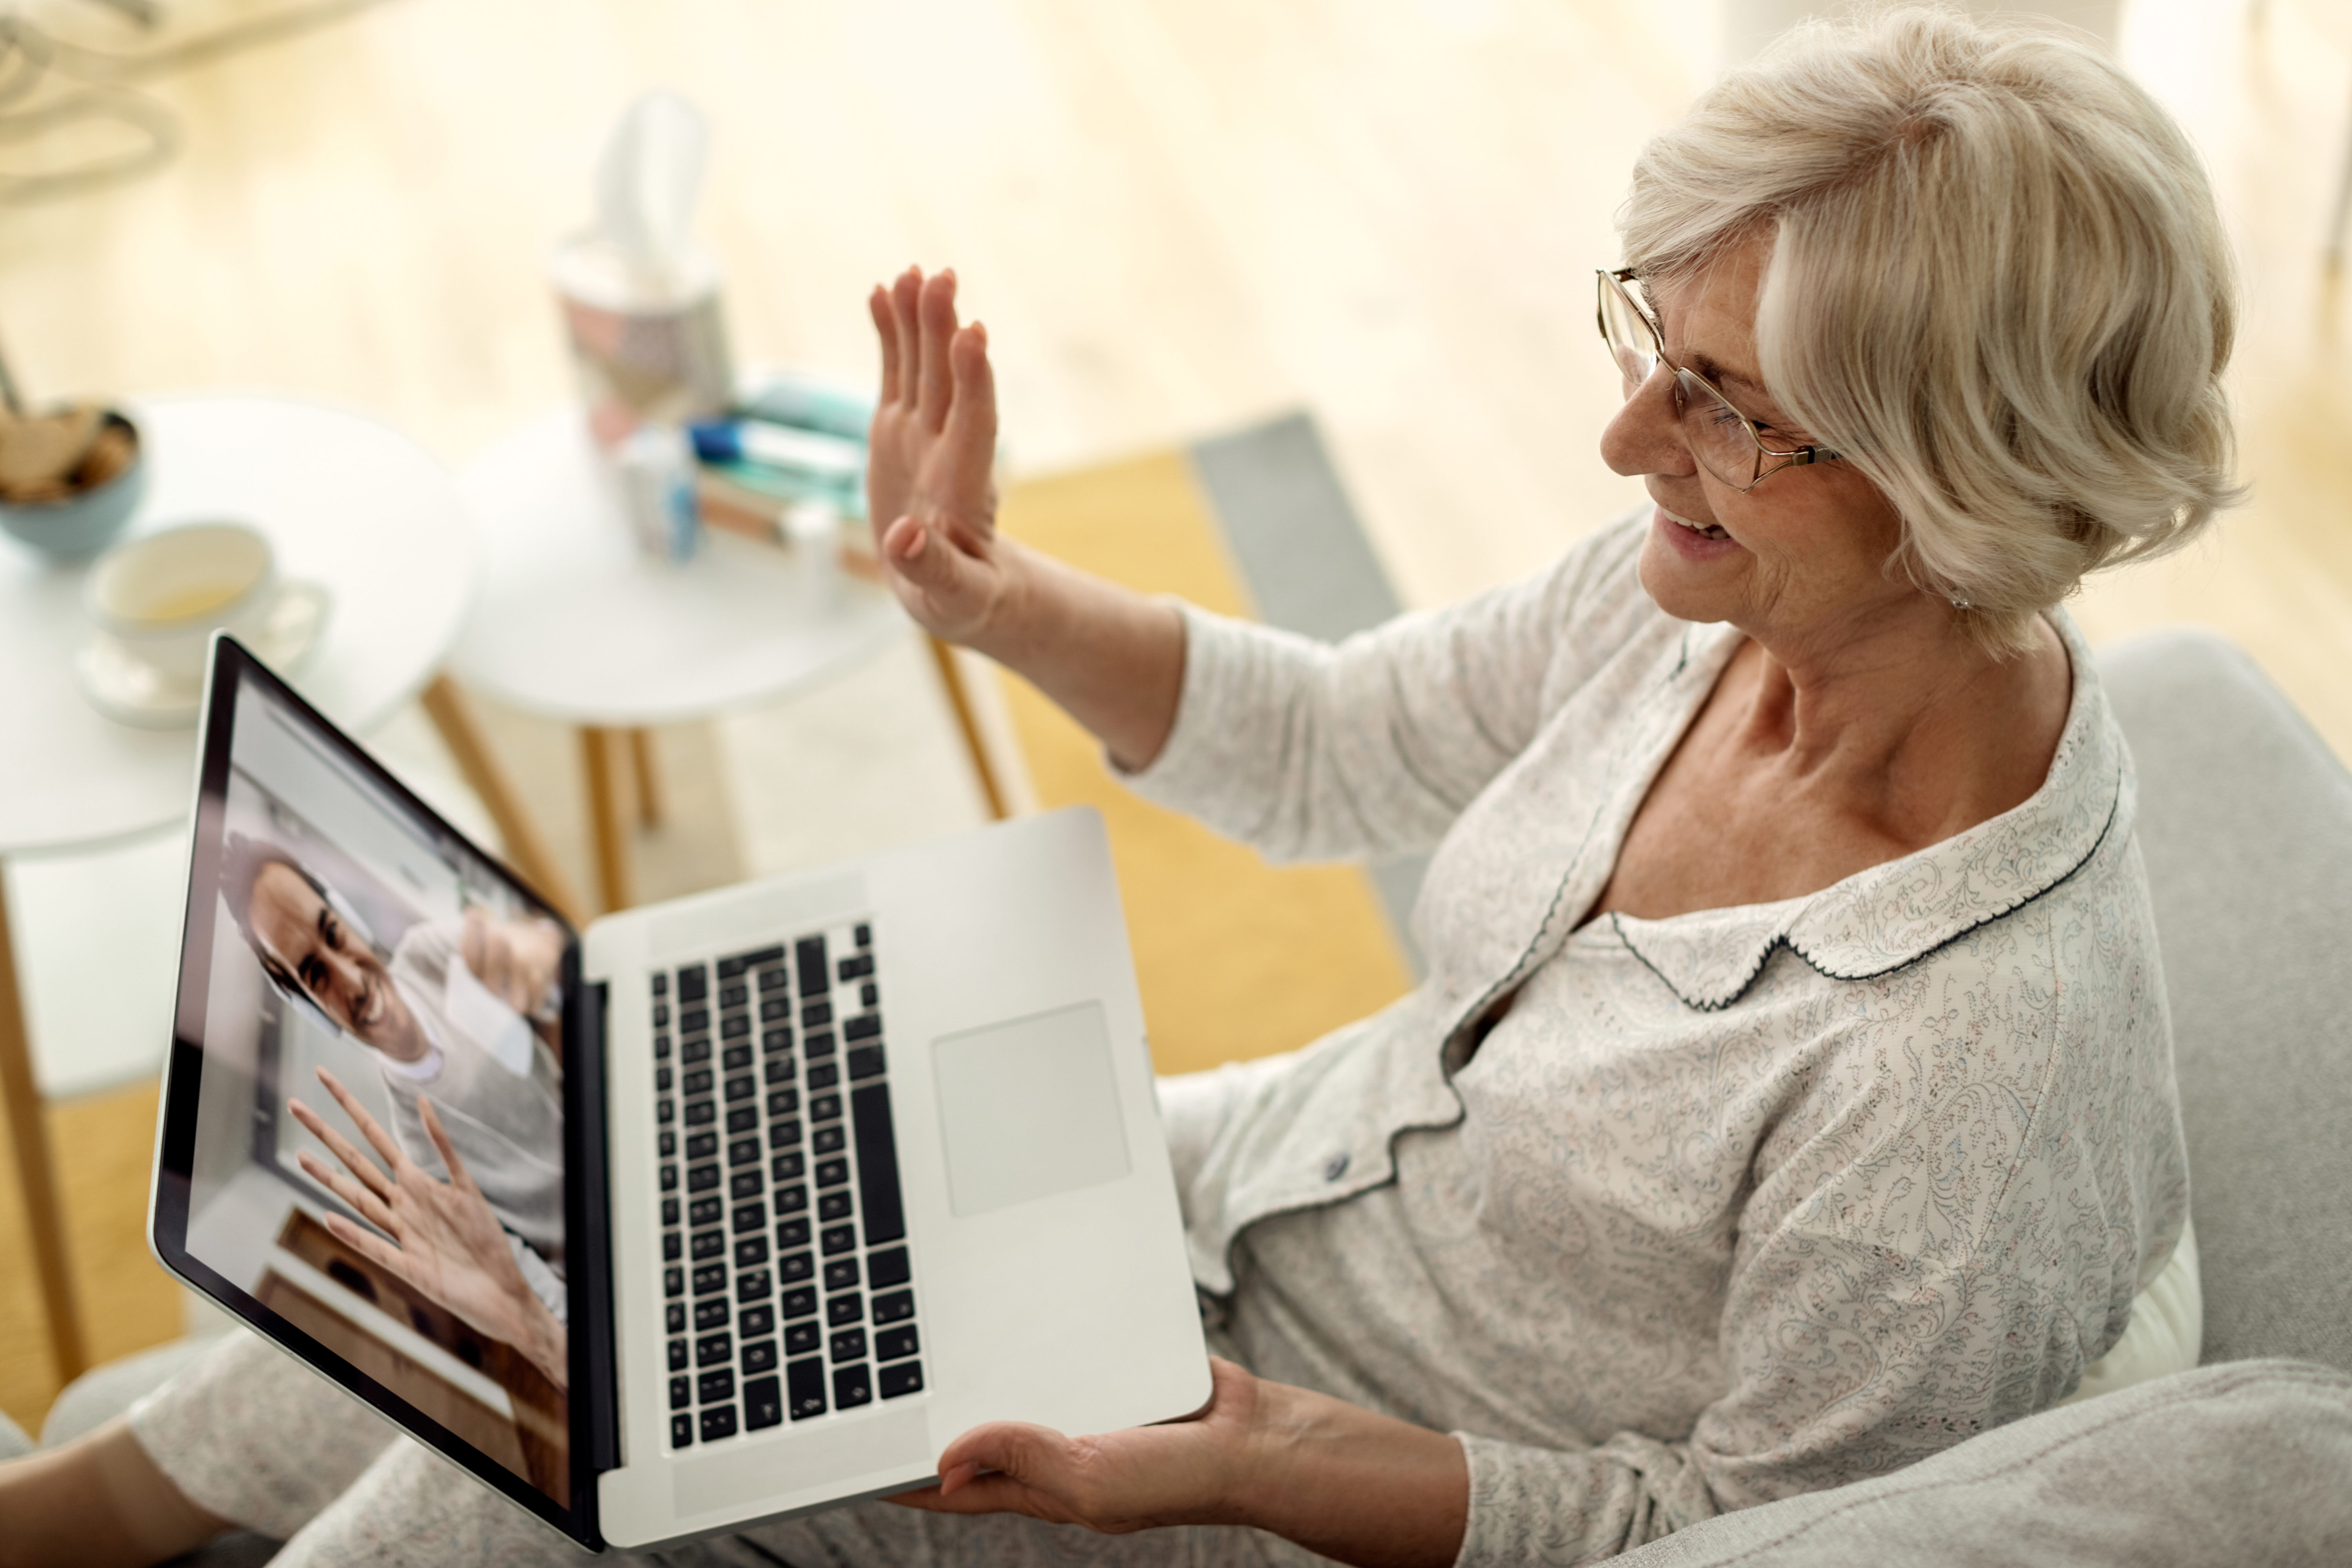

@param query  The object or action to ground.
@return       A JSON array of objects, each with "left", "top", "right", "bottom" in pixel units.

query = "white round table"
[
  {"left": 448, "top": 410, "right": 939, "bottom": 913},
  {"left": 0, "top": 393, "right": 475, "bottom": 1382}
]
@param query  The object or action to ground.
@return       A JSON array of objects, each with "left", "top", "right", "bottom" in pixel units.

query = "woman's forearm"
[
  {"left": 969, "top": 539, "right": 1187, "bottom": 773},
  {"left": 1240, "top": 1380, "right": 1469, "bottom": 1568}
]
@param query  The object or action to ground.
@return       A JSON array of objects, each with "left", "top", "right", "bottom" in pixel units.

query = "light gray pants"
[{"left": 129, "top": 1330, "right": 1317, "bottom": 1568}]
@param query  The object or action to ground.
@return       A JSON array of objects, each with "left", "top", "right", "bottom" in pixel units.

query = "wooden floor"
[{"left": 4, "top": 0, "right": 2350, "bottom": 1430}]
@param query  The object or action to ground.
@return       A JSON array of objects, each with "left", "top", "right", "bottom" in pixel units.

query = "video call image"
[{"left": 182, "top": 675, "right": 574, "bottom": 1506}]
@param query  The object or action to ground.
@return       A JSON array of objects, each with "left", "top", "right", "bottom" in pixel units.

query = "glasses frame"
[{"left": 1596, "top": 267, "right": 1839, "bottom": 492}]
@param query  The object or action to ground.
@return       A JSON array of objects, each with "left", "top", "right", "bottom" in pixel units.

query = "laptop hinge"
[{"left": 568, "top": 969, "right": 622, "bottom": 1476}]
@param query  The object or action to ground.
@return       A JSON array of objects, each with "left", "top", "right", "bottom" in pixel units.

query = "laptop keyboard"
[{"left": 648, "top": 921, "right": 924, "bottom": 1449}]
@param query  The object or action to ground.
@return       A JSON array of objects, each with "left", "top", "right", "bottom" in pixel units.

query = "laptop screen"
[{"left": 153, "top": 638, "right": 599, "bottom": 1544}]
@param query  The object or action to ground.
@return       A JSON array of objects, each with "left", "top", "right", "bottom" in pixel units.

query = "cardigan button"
[{"left": 1322, "top": 1151, "right": 1350, "bottom": 1182}]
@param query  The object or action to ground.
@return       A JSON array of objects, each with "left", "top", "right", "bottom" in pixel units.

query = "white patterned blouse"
[{"left": 1138, "top": 512, "right": 2189, "bottom": 1564}]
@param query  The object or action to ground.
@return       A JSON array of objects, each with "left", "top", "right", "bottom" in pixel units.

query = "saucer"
[{"left": 74, "top": 580, "right": 329, "bottom": 728}]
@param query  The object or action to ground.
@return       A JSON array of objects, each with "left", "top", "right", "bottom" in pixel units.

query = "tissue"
[{"left": 549, "top": 92, "right": 735, "bottom": 448}]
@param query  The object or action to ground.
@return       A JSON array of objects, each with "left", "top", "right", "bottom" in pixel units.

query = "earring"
[{"left": 1948, "top": 594, "right": 1972, "bottom": 610}]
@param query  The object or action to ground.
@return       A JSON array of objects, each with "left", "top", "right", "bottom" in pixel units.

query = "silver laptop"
[{"left": 151, "top": 635, "right": 1211, "bottom": 1551}]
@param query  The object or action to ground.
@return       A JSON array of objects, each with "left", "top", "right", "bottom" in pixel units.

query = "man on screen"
[{"left": 219, "top": 833, "right": 570, "bottom": 1281}]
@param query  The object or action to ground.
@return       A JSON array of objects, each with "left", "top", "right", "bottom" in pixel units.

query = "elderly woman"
[{"left": 0, "top": 9, "right": 2234, "bottom": 1567}]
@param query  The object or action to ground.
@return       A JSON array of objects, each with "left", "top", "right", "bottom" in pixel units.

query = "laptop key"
[
  {"left": 691, "top": 1230, "right": 725, "bottom": 1261},
  {"left": 653, "top": 973, "right": 669, "bottom": 996},
  {"left": 669, "top": 1375, "right": 691, "bottom": 1410},
  {"left": 662, "top": 1232, "right": 681, "bottom": 1263},
  {"left": 685, "top": 1102, "right": 717, "bottom": 1129},
  {"left": 860, "top": 982, "right": 878, "bottom": 1008},
  {"left": 688, "top": 1164, "right": 721, "bottom": 1194},
  {"left": 810, "top": 1093, "right": 842, "bottom": 1123},
  {"left": 699, "top": 1406, "right": 737, "bottom": 1442},
  {"left": 668, "top": 1338, "right": 690, "bottom": 1372},
  {"left": 694, "top": 1298, "right": 729, "bottom": 1331},
  {"left": 829, "top": 1328, "right": 867, "bottom": 1363},
  {"left": 878, "top": 1362, "right": 923, "bottom": 1399},
  {"left": 758, "top": 966, "right": 788, "bottom": 994},
  {"left": 699, "top": 1368, "right": 735, "bottom": 1403},
  {"left": 728, "top": 1138, "right": 760, "bottom": 1168},
  {"left": 818, "top": 1192, "right": 853, "bottom": 1222},
  {"left": 722, "top": 1014, "right": 751, "bottom": 1040},
  {"left": 875, "top": 1325, "right": 918, "bottom": 1362},
  {"left": 806, "top": 1062, "right": 840, "bottom": 1092},
  {"left": 676, "top": 966, "right": 707, "bottom": 1003},
  {"left": 733, "top": 1236, "right": 768, "bottom": 1268},
  {"left": 764, "top": 1060, "right": 795, "bottom": 1088},
  {"left": 671, "top": 1413, "right": 694, "bottom": 1448},
  {"left": 686, "top": 1132, "right": 718, "bottom": 1161},
  {"left": 744, "top": 1375, "right": 783, "bottom": 1430},
  {"left": 652, "top": 1002, "right": 670, "bottom": 1027},
  {"left": 795, "top": 936, "right": 829, "bottom": 998},
  {"left": 815, "top": 1158, "right": 849, "bottom": 1188},
  {"left": 851, "top": 1084, "right": 908, "bottom": 1245},
  {"left": 717, "top": 956, "right": 747, "bottom": 982},
  {"left": 787, "top": 1356, "right": 827, "bottom": 1419},
  {"left": 873, "top": 1290, "right": 915, "bottom": 1325},
  {"left": 655, "top": 1033, "right": 671, "bottom": 1059},
  {"left": 722, "top": 1044, "right": 753, "bottom": 1073},
  {"left": 738, "top": 1304, "right": 775, "bottom": 1337},
  {"left": 802, "top": 1000, "right": 834, "bottom": 1029},
  {"left": 777, "top": 1217, "right": 811, "bottom": 1249},
  {"left": 844, "top": 1014, "right": 881, "bottom": 1043},
  {"left": 719, "top": 983, "right": 748, "bottom": 1010},
  {"left": 695, "top": 1333, "right": 732, "bottom": 1368},
  {"left": 736, "top": 1270, "right": 772, "bottom": 1303},
  {"left": 681, "top": 1038, "right": 711, "bottom": 1066},
  {"left": 833, "top": 1364, "right": 873, "bottom": 1409},
  {"left": 655, "top": 1066, "right": 673, "bottom": 1092},
  {"left": 664, "top": 1267, "right": 683, "bottom": 1298},
  {"left": 682, "top": 1070, "right": 713, "bottom": 1096},
  {"left": 742, "top": 1338, "right": 779, "bottom": 1374},
  {"left": 691, "top": 1263, "right": 727, "bottom": 1295},
  {"left": 811, "top": 1124, "right": 846, "bottom": 1155},
  {"left": 846, "top": 1044, "right": 885, "bottom": 1080},
  {"left": 725, "top": 1107, "right": 757, "bottom": 1135},
  {"left": 732, "top": 1200, "right": 766, "bottom": 1233},
  {"left": 820, "top": 1223, "right": 857, "bottom": 1256},
  {"left": 827, "top": 1292, "right": 864, "bottom": 1327},
  {"left": 785, "top": 1320, "right": 821, "bottom": 1356},
  {"left": 726, "top": 1074, "right": 756, "bottom": 1102},
  {"left": 759, "top": 995, "right": 791, "bottom": 1023},
  {"left": 666, "top": 1302, "right": 687, "bottom": 1334},
  {"left": 775, "top": 1183, "right": 808, "bottom": 1214},
  {"left": 781, "top": 1286, "right": 817, "bottom": 1319},
  {"left": 762, "top": 1029, "right": 793, "bottom": 1054},
  {"left": 867, "top": 1247, "right": 910, "bottom": 1289},
  {"left": 657, "top": 1100, "right": 675, "bottom": 1125},
  {"left": 682, "top": 1007, "right": 710, "bottom": 1034},
  {"left": 769, "top": 1121, "right": 803, "bottom": 1152},
  {"left": 729, "top": 1170, "right": 764, "bottom": 1201},
  {"left": 659, "top": 1130, "right": 676, "bottom": 1158},
  {"left": 823, "top": 1258, "right": 859, "bottom": 1291},
  {"left": 805, "top": 1033, "right": 837, "bottom": 1060}
]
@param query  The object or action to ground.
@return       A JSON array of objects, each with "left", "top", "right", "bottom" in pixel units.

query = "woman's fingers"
[
  {"left": 917, "top": 269, "right": 961, "bottom": 433},
  {"left": 315, "top": 1065, "right": 408, "bottom": 1173},
  {"left": 871, "top": 285, "right": 903, "bottom": 407},
  {"left": 288, "top": 1095, "right": 396, "bottom": 1206},
  {"left": 891, "top": 269, "right": 925, "bottom": 411}
]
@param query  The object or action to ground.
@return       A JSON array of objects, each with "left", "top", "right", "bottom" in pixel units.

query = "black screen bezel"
[{"left": 152, "top": 635, "right": 608, "bottom": 1549}]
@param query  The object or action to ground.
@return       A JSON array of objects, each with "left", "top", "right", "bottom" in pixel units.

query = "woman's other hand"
[
  {"left": 289, "top": 1067, "right": 569, "bottom": 1390},
  {"left": 890, "top": 1358, "right": 1468, "bottom": 1568},
  {"left": 867, "top": 266, "right": 1011, "bottom": 647}
]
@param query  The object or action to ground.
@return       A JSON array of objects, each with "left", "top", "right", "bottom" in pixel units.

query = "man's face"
[{"left": 248, "top": 862, "right": 422, "bottom": 1060}]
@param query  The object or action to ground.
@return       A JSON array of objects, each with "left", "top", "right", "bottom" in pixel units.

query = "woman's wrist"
[
  {"left": 1234, "top": 1377, "right": 1469, "bottom": 1568},
  {"left": 969, "top": 541, "right": 1185, "bottom": 771}
]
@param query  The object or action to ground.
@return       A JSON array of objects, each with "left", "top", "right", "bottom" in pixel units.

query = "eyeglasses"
[{"left": 1596, "top": 267, "right": 1838, "bottom": 492}]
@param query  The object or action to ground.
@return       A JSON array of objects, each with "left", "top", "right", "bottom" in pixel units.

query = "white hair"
[{"left": 1621, "top": 4, "right": 2243, "bottom": 653}]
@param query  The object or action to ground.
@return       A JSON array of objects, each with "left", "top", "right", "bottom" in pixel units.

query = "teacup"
[{"left": 86, "top": 521, "right": 289, "bottom": 683}]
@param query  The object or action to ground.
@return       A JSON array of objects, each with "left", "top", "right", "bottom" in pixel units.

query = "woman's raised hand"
[
  {"left": 866, "top": 267, "right": 1011, "bottom": 647},
  {"left": 288, "top": 1067, "right": 569, "bottom": 1390}
]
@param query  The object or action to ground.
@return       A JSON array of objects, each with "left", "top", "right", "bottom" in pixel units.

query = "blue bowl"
[{"left": 0, "top": 412, "right": 147, "bottom": 559}]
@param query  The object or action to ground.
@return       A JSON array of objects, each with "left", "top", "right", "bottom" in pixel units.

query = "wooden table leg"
[
  {"left": 0, "top": 865, "right": 89, "bottom": 1385},
  {"left": 581, "top": 727, "right": 635, "bottom": 913},
  {"left": 927, "top": 637, "right": 1009, "bottom": 822},
  {"left": 420, "top": 675, "right": 589, "bottom": 929},
  {"left": 628, "top": 729, "right": 663, "bottom": 829}
]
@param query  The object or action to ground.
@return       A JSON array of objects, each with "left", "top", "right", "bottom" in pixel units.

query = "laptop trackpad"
[{"left": 933, "top": 1002, "right": 1132, "bottom": 1218}]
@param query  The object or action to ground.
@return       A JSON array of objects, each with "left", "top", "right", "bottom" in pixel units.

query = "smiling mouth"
[
  {"left": 355, "top": 978, "right": 385, "bottom": 1031},
  {"left": 1663, "top": 506, "right": 1731, "bottom": 542}
]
